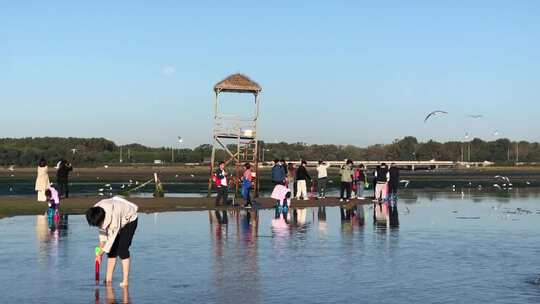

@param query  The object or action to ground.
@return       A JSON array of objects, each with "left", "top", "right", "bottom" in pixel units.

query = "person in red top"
[{"left": 214, "top": 161, "right": 228, "bottom": 206}]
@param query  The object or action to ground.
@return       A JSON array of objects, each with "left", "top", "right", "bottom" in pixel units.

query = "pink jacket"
[
  {"left": 48, "top": 187, "right": 60, "bottom": 207},
  {"left": 271, "top": 184, "right": 290, "bottom": 204},
  {"left": 243, "top": 169, "right": 252, "bottom": 182}
]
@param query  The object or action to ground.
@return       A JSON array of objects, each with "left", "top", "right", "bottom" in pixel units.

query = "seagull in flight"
[
  {"left": 424, "top": 110, "right": 448, "bottom": 122},
  {"left": 468, "top": 114, "right": 483, "bottom": 119}
]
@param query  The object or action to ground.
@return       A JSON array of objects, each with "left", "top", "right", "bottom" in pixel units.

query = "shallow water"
[{"left": 1, "top": 190, "right": 540, "bottom": 303}]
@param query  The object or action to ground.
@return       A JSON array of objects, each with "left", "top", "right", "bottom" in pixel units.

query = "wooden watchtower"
[{"left": 207, "top": 74, "right": 261, "bottom": 198}]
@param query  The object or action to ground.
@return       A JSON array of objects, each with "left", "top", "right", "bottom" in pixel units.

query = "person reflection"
[
  {"left": 355, "top": 204, "right": 365, "bottom": 226},
  {"left": 317, "top": 206, "right": 327, "bottom": 235},
  {"left": 340, "top": 206, "right": 354, "bottom": 235},
  {"left": 96, "top": 284, "right": 130, "bottom": 304},
  {"left": 36, "top": 214, "right": 69, "bottom": 263},
  {"left": 241, "top": 209, "right": 258, "bottom": 242},
  {"left": 272, "top": 205, "right": 290, "bottom": 241},
  {"left": 210, "top": 210, "right": 228, "bottom": 241}
]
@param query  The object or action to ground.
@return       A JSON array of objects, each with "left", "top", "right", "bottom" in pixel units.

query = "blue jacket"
[{"left": 271, "top": 165, "right": 286, "bottom": 182}]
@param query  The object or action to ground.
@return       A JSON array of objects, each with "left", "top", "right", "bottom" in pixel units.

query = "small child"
[
  {"left": 86, "top": 196, "right": 138, "bottom": 287},
  {"left": 45, "top": 187, "right": 60, "bottom": 222}
]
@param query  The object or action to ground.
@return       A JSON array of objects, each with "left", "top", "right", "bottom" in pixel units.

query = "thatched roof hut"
[{"left": 214, "top": 73, "right": 261, "bottom": 94}]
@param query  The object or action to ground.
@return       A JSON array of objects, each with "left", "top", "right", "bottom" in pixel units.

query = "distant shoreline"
[{"left": 3, "top": 165, "right": 540, "bottom": 183}]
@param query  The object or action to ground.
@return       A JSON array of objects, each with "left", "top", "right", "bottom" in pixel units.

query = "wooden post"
[
  {"left": 254, "top": 93, "right": 260, "bottom": 197},
  {"left": 208, "top": 91, "right": 219, "bottom": 197}
]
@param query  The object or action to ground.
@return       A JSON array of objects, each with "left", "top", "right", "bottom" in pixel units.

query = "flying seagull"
[
  {"left": 424, "top": 110, "right": 448, "bottom": 122},
  {"left": 468, "top": 114, "right": 483, "bottom": 119}
]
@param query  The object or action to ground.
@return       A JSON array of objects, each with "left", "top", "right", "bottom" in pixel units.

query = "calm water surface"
[{"left": 1, "top": 190, "right": 540, "bottom": 303}]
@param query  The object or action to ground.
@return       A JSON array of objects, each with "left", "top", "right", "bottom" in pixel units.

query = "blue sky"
[{"left": 1, "top": 1, "right": 539, "bottom": 148}]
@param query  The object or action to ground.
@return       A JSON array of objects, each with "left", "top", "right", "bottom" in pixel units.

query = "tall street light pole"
[{"left": 178, "top": 136, "right": 184, "bottom": 163}]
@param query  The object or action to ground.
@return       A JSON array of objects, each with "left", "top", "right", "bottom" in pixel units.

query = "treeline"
[
  {"left": 263, "top": 137, "right": 540, "bottom": 164},
  {"left": 0, "top": 136, "right": 539, "bottom": 166}
]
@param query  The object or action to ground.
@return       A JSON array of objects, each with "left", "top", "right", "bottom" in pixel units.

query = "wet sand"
[{"left": 0, "top": 196, "right": 370, "bottom": 219}]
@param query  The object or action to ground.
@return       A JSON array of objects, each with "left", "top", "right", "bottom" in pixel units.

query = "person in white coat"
[{"left": 35, "top": 158, "right": 51, "bottom": 202}]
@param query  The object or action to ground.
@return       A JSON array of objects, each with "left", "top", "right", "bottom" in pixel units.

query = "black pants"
[
  {"left": 215, "top": 187, "right": 228, "bottom": 205},
  {"left": 318, "top": 177, "right": 327, "bottom": 197},
  {"left": 108, "top": 219, "right": 138, "bottom": 259},
  {"left": 388, "top": 183, "right": 399, "bottom": 196},
  {"left": 57, "top": 178, "right": 69, "bottom": 198},
  {"left": 340, "top": 182, "right": 352, "bottom": 199}
]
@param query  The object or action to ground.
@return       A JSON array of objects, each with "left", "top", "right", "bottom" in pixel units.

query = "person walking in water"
[
  {"left": 295, "top": 160, "right": 311, "bottom": 200},
  {"left": 213, "top": 161, "right": 229, "bottom": 206},
  {"left": 339, "top": 160, "right": 354, "bottom": 202},
  {"left": 271, "top": 159, "right": 286, "bottom": 185},
  {"left": 86, "top": 196, "right": 138, "bottom": 287},
  {"left": 316, "top": 160, "right": 330, "bottom": 199},
  {"left": 35, "top": 158, "right": 51, "bottom": 202},
  {"left": 56, "top": 159, "right": 73, "bottom": 198}
]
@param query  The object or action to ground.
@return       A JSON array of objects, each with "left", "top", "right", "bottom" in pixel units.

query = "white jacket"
[
  {"left": 316, "top": 163, "right": 330, "bottom": 178},
  {"left": 95, "top": 196, "right": 138, "bottom": 253}
]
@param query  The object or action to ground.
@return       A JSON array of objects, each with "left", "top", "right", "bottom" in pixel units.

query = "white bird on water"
[
  {"left": 8, "top": 165, "right": 15, "bottom": 171},
  {"left": 424, "top": 110, "right": 448, "bottom": 123},
  {"left": 399, "top": 180, "right": 410, "bottom": 188}
]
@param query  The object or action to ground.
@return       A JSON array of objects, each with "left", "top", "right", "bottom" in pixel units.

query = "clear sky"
[{"left": 1, "top": 1, "right": 539, "bottom": 148}]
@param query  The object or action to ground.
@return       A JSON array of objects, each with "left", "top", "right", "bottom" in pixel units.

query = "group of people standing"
[
  {"left": 271, "top": 159, "right": 400, "bottom": 203},
  {"left": 270, "top": 159, "right": 311, "bottom": 200},
  {"left": 35, "top": 158, "right": 73, "bottom": 202},
  {"left": 213, "top": 161, "right": 255, "bottom": 208},
  {"left": 212, "top": 159, "right": 401, "bottom": 208}
]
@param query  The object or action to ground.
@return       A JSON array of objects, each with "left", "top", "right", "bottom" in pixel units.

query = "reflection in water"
[
  {"left": 318, "top": 207, "right": 327, "bottom": 235},
  {"left": 7, "top": 191, "right": 540, "bottom": 303},
  {"left": 36, "top": 214, "right": 69, "bottom": 264},
  {"left": 93, "top": 285, "right": 130, "bottom": 304},
  {"left": 210, "top": 208, "right": 260, "bottom": 303},
  {"left": 339, "top": 204, "right": 366, "bottom": 236},
  {"left": 373, "top": 199, "right": 399, "bottom": 229}
]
